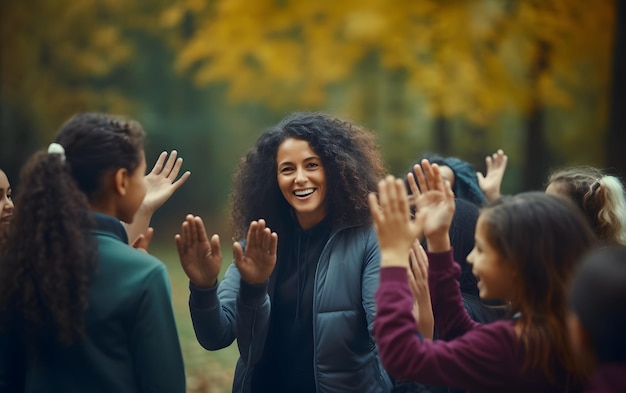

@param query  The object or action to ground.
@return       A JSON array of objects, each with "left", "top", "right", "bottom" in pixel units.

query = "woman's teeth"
[{"left": 294, "top": 189, "right": 314, "bottom": 197}]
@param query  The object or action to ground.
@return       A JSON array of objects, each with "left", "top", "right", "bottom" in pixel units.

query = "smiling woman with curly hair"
[{"left": 176, "top": 112, "right": 392, "bottom": 393}]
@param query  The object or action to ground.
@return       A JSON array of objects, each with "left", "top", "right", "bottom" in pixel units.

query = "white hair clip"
[{"left": 47, "top": 142, "right": 66, "bottom": 162}]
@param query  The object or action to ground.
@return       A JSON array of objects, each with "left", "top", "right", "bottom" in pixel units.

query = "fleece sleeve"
[{"left": 374, "top": 261, "right": 522, "bottom": 391}]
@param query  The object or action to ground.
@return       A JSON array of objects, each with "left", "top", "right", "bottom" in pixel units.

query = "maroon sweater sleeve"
[
  {"left": 374, "top": 250, "right": 524, "bottom": 392},
  {"left": 427, "top": 249, "right": 480, "bottom": 340}
]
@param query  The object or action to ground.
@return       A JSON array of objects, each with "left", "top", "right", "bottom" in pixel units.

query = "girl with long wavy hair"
[
  {"left": 175, "top": 112, "right": 392, "bottom": 393},
  {"left": 0, "top": 113, "right": 186, "bottom": 393},
  {"left": 371, "top": 161, "right": 597, "bottom": 393}
]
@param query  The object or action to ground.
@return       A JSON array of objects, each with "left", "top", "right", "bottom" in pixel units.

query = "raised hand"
[
  {"left": 369, "top": 175, "right": 422, "bottom": 267},
  {"left": 476, "top": 149, "right": 507, "bottom": 202},
  {"left": 126, "top": 151, "right": 191, "bottom": 244},
  {"left": 132, "top": 227, "right": 154, "bottom": 253},
  {"left": 233, "top": 219, "right": 278, "bottom": 285},
  {"left": 142, "top": 150, "right": 191, "bottom": 214},
  {"left": 175, "top": 214, "right": 222, "bottom": 288},
  {"left": 408, "top": 160, "right": 455, "bottom": 252},
  {"left": 408, "top": 239, "right": 434, "bottom": 339}
]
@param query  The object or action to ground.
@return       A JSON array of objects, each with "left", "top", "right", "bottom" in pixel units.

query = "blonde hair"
[{"left": 548, "top": 166, "right": 626, "bottom": 245}]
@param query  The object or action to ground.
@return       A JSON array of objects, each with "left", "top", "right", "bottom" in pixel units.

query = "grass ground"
[{"left": 154, "top": 245, "right": 239, "bottom": 393}]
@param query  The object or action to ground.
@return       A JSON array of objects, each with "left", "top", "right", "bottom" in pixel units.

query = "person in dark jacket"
[
  {"left": 409, "top": 153, "right": 487, "bottom": 208},
  {"left": 175, "top": 112, "right": 393, "bottom": 393},
  {"left": 568, "top": 245, "right": 626, "bottom": 393},
  {"left": 0, "top": 113, "right": 186, "bottom": 393}
]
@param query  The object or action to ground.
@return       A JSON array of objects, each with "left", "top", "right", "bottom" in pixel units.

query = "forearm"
[
  {"left": 416, "top": 292, "right": 434, "bottom": 339},
  {"left": 428, "top": 250, "right": 479, "bottom": 339},
  {"left": 425, "top": 232, "right": 451, "bottom": 253},
  {"left": 236, "top": 279, "right": 271, "bottom": 365},
  {"left": 189, "top": 263, "right": 242, "bottom": 350},
  {"left": 125, "top": 205, "right": 153, "bottom": 244}
]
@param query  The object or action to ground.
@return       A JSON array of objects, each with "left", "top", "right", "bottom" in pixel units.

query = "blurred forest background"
[{"left": 1, "top": 1, "right": 624, "bottom": 391}]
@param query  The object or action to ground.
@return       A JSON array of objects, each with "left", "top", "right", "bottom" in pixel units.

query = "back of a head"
[
  {"left": 55, "top": 113, "right": 146, "bottom": 198},
  {"left": 408, "top": 153, "right": 486, "bottom": 207},
  {"left": 547, "top": 166, "right": 626, "bottom": 245},
  {"left": 1, "top": 112, "right": 146, "bottom": 346},
  {"left": 570, "top": 245, "right": 626, "bottom": 363}
]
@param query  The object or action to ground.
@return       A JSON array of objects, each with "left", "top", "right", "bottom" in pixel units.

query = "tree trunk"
[
  {"left": 433, "top": 99, "right": 451, "bottom": 156},
  {"left": 523, "top": 40, "right": 550, "bottom": 191},
  {"left": 606, "top": 0, "right": 626, "bottom": 178}
]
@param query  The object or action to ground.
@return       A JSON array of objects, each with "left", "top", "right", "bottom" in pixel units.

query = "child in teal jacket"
[{"left": 0, "top": 113, "right": 186, "bottom": 393}]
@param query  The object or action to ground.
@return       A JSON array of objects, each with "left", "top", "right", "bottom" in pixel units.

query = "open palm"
[
  {"left": 233, "top": 219, "right": 278, "bottom": 285},
  {"left": 175, "top": 214, "right": 222, "bottom": 288},
  {"left": 407, "top": 160, "right": 455, "bottom": 240}
]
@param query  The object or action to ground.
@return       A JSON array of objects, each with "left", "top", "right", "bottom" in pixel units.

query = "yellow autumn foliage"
[
  {"left": 1, "top": 0, "right": 138, "bottom": 133},
  {"left": 173, "top": 0, "right": 615, "bottom": 125}
]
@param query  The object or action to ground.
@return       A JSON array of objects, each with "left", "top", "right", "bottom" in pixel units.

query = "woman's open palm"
[
  {"left": 175, "top": 214, "right": 222, "bottom": 288},
  {"left": 233, "top": 219, "right": 278, "bottom": 285}
]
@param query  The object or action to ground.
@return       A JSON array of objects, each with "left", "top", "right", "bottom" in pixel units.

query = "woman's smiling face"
[{"left": 276, "top": 138, "right": 327, "bottom": 230}]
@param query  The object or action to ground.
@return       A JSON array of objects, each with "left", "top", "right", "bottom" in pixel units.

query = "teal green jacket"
[{"left": 0, "top": 213, "right": 186, "bottom": 393}]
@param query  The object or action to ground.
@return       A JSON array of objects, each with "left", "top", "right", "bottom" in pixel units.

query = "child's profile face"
[
  {"left": 0, "top": 170, "right": 14, "bottom": 238},
  {"left": 466, "top": 215, "right": 517, "bottom": 301},
  {"left": 118, "top": 152, "right": 147, "bottom": 224}
]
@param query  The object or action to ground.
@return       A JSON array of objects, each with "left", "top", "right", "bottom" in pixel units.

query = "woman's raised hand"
[
  {"left": 175, "top": 215, "right": 222, "bottom": 288},
  {"left": 233, "top": 219, "right": 278, "bottom": 285},
  {"left": 407, "top": 160, "right": 455, "bottom": 252},
  {"left": 369, "top": 175, "right": 421, "bottom": 267}
]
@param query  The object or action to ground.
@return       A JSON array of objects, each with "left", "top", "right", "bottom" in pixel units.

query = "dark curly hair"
[
  {"left": 230, "top": 112, "right": 386, "bottom": 239},
  {"left": 480, "top": 192, "right": 597, "bottom": 386},
  {"left": 0, "top": 112, "right": 145, "bottom": 346}
]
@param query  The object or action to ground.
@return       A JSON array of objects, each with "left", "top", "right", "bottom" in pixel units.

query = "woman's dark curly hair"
[
  {"left": 0, "top": 112, "right": 145, "bottom": 346},
  {"left": 230, "top": 112, "right": 386, "bottom": 239}
]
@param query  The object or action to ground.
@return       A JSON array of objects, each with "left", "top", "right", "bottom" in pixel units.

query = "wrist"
[
  {"left": 486, "top": 191, "right": 500, "bottom": 202},
  {"left": 380, "top": 251, "right": 410, "bottom": 268},
  {"left": 137, "top": 202, "right": 156, "bottom": 216},
  {"left": 190, "top": 276, "right": 218, "bottom": 289},
  {"left": 425, "top": 235, "right": 451, "bottom": 253}
]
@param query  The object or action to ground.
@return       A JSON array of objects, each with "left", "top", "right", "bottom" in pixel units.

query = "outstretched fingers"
[
  {"left": 244, "top": 219, "right": 278, "bottom": 256},
  {"left": 149, "top": 151, "right": 168, "bottom": 175},
  {"left": 150, "top": 150, "right": 183, "bottom": 179},
  {"left": 163, "top": 150, "right": 179, "bottom": 177},
  {"left": 407, "top": 170, "right": 420, "bottom": 196},
  {"left": 414, "top": 160, "right": 432, "bottom": 193}
]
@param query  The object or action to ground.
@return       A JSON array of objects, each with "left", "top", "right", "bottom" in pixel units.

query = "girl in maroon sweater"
[{"left": 370, "top": 161, "right": 596, "bottom": 393}]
